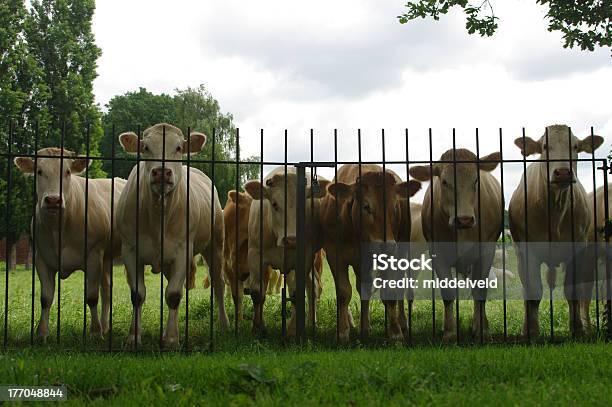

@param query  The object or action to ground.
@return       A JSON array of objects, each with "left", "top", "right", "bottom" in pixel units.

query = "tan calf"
[{"left": 320, "top": 164, "right": 420, "bottom": 342}]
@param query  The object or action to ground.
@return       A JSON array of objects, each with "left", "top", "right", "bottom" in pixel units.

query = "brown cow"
[
  {"left": 14, "top": 148, "right": 126, "bottom": 341},
  {"left": 117, "top": 123, "right": 228, "bottom": 348},
  {"left": 410, "top": 149, "right": 502, "bottom": 341},
  {"left": 320, "top": 164, "right": 421, "bottom": 342},
  {"left": 509, "top": 124, "right": 603, "bottom": 337}
]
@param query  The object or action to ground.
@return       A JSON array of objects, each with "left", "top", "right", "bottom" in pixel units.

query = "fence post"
[{"left": 295, "top": 164, "right": 306, "bottom": 341}]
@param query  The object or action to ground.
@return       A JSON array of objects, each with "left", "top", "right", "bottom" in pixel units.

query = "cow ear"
[
  {"left": 70, "top": 156, "right": 90, "bottom": 174},
  {"left": 396, "top": 180, "right": 421, "bottom": 198},
  {"left": 409, "top": 165, "right": 436, "bottom": 181},
  {"left": 228, "top": 190, "right": 237, "bottom": 202},
  {"left": 184, "top": 132, "right": 206, "bottom": 155},
  {"left": 479, "top": 152, "right": 501, "bottom": 172},
  {"left": 308, "top": 179, "right": 331, "bottom": 199},
  {"left": 328, "top": 182, "right": 352, "bottom": 200},
  {"left": 577, "top": 135, "right": 604, "bottom": 153},
  {"left": 514, "top": 137, "right": 541, "bottom": 156},
  {"left": 14, "top": 157, "right": 34, "bottom": 174},
  {"left": 119, "top": 132, "right": 140, "bottom": 154},
  {"left": 245, "top": 180, "right": 268, "bottom": 200}
]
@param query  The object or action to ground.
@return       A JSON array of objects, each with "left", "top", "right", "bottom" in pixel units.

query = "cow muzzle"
[
  {"left": 552, "top": 168, "right": 573, "bottom": 186},
  {"left": 150, "top": 167, "right": 174, "bottom": 186},
  {"left": 280, "top": 236, "right": 297, "bottom": 249},
  {"left": 455, "top": 216, "right": 475, "bottom": 229},
  {"left": 42, "top": 195, "right": 63, "bottom": 211}
]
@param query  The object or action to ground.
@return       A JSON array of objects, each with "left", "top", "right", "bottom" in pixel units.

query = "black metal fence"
[{"left": 1, "top": 122, "right": 611, "bottom": 351}]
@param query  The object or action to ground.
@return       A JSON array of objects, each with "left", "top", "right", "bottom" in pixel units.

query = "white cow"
[
  {"left": 509, "top": 124, "right": 603, "bottom": 336},
  {"left": 14, "top": 148, "right": 126, "bottom": 341},
  {"left": 116, "top": 123, "right": 228, "bottom": 348}
]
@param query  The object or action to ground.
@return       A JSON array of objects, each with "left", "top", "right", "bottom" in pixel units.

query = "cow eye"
[
  {"left": 37, "top": 169, "right": 43, "bottom": 176},
  {"left": 363, "top": 204, "right": 373, "bottom": 214},
  {"left": 65, "top": 169, "right": 71, "bottom": 176},
  {"left": 442, "top": 179, "right": 449, "bottom": 187},
  {"left": 176, "top": 145, "right": 182, "bottom": 152},
  {"left": 141, "top": 144, "right": 149, "bottom": 153},
  {"left": 271, "top": 201, "right": 279, "bottom": 211}
]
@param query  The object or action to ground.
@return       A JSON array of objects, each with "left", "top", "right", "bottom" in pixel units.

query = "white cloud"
[{"left": 92, "top": 0, "right": 612, "bottom": 198}]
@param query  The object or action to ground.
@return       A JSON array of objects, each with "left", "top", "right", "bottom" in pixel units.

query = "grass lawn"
[{"left": 1, "top": 253, "right": 611, "bottom": 405}]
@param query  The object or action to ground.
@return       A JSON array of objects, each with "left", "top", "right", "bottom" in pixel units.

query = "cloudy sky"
[{"left": 92, "top": 0, "right": 612, "bottom": 199}]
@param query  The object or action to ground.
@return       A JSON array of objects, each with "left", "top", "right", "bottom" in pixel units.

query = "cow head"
[
  {"left": 119, "top": 123, "right": 206, "bottom": 196},
  {"left": 14, "top": 148, "right": 90, "bottom": 214},
  {"left": 245, "top": 173, "right": 330, "bottom": 249},
  {"left": 410, "top": 149, "right": 500, "bottom": 229},
  {"left": 328, "top": 171, "right": 421, "bottom": 243},
  {"left": 514, "top": 124, "right": 603, "bottom": 189}
]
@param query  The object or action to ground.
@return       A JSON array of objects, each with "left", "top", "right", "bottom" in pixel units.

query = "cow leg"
[
  {"left": 100, "top": 255, "right": 112, "bottom": 335},
  {"left": 124, "top": 248, "right": 145, "bottom": 347},
  {"left": 353, "top": 263, "right": 371, "bottom": 340},
  {"left": 565, "top": 251, "right": 591, "bottom": 337},
  {"left": 398, "top": 300, "right": 409, "bottom": 339},
  {"left": 385, "top": 300, "right": 403, "bottom": 341},
  {"left": 327, "top": 251, "right": 352, "bottom": 343},
  {"left": 435, "top": 260, "right": 456, "bottom": 343},
  {"left": 204, "top": 247, "right": 230, "bottom": 333},
  {"left": 247, "top": 248, "right": 268, "bottom": 333},
  {"left": 36, "top": 258, "right": 55, "bottom": 343},
  {"left": 471, "top": 253, "right": 492, "bottom": 339},
  {"left": 162, "top": 263, "right": 186, "bottom": 349},
  {"left": 85, "top": 254, "right": 104, "bottom": 337},
  {"left": 577, "top": 246, "right": 594, "bottom": 335},
  {"left": 516, "top": 247, "right": 542, "bottom": 338}
]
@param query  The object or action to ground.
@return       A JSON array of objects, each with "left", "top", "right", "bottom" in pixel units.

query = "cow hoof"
[
  {"left": 389, "top": 331, "right": 403, "bottom": 342},
  {"left": 442, "top": 331, "right": 456, "bottom": 344},
  {"left": 162, "top": 337, "right": 180, "bottom": 350},
  {"left": 126, "top": 334, "right": 142, "bottom": 348},
  {"left": 90, "top": 323, "right": 103, "bottom": 337},
  {"left": 338, "top": 332, "right": 350, "bottom": 344}
]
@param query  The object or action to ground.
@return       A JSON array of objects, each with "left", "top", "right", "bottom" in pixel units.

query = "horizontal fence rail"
[{"left": 0, "top": 122, "right": 611, "bottom": 352}]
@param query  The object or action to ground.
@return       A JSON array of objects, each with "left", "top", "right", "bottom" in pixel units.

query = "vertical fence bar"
[
  {"left": 452, "top": 129, "right": 459, "bottom": 343},
  {"left": 544, "top": 127, "right": 554, "bottom": 341},
  {"left": 3, "top": 120, "right": 14, "bottom": 349},
  {"left": 209, "top": 128, "right": 216, "bottom": 351},
  {"left": 405, "top": 128, "right": 412, "bottom": 344},
  {"left": 258, "top": 130, "right": 263, "bottom": 338},
  {"left": 234, "top": 128, "right": 239, "bottom": 337},
  {"left": 428, "top": 129, "right": 436, "bottom": 341},
  {"left": 134, "top": 125, "right": 141, "bottom": 351},
  {"left": 499, "top": 128, "right": 507, "bottom": 341},
  {"left": 57, "top": 121, "right": 66, "bottom": 344},
  {"left": 334, "top": 130, "right": 341, "bottom": 343},
  {"left": 475, "top": 128, "right": 483, "bottom": 344},
  {"left": 108, "top": 124, "right": 116, "bottom": 352},
  {"left": 309, "top": 129, "right": 315, "bottom": 339},
  {"left": 356, "top": 129, "right": 362, "bottom": 343},
  {"left": 282, "top": 130, "right": 287, "bottom": 338},
  {"left": 590, "top": 127, "right": 600, "bottom": 333},
  {"left": 568, "top": 127, "right": 577, "bottom": 337},
  {"left": 296, "top": 164, "right": 306, "bottom": 341},
  {"left": 83, "top": 124, "right": 90, "bottom": 346},
  {"left": 184, "top": 126, "right": 191, "bottom": 351},
  {"left": 30, "top": 122, "right": 39, "bottom": 345},
  {"left": 381, "top": 129, "right": 388, "bottom": 338},
  {"left": 521, "top": 127, "right": 531, "bottom": 341},
  {"left": 159, "top": 125, "right": 166, "bottom": 349}
]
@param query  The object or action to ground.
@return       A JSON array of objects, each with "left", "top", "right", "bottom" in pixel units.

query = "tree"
[
  {"left": 25, "top": 0, "right": 104, "bottom": 173},
  {"left": 101, "top": 85, "right": 259, "bottom": 204},
  {"left": 398, "top": 1, "right": 612, "bottom": 52},
  {"left": 0, "top": 0, "right": 49, "bottom": 258},
  {"left": 1, "top": 0, "right": 103, "bottom": 265}
]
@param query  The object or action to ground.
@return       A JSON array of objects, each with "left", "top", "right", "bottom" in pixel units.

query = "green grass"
[{"left": 1, "top": 256, "right": 611, "bottom": 405}]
